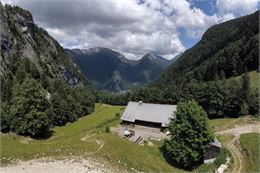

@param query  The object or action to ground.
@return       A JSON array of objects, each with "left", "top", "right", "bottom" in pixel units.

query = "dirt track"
[
  {"left": 216, "top": 123, "right": 260, "bottom": 173},
  {"left": 0, "top": 158, "right": 117, "bottom": 173}
]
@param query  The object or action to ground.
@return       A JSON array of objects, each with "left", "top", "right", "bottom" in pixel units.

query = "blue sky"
[
  {"left": 189, "top": 0, "right": 217, "bottom": 15},
  {"left": 2, "top": 0, "right": 260, "bottom": 59},
  {"left": 180, "top": 0, "right": 260, "bottom": 48}
]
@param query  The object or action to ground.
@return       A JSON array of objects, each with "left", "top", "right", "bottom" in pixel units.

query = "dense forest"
[
  {"left": 0, "top": 4, "right": 95, "bottom": 136},
  {"left": 97, "top": 10, "right": 259, "bottom": 119},
  {"left": 97, "top": 74, "right": 258, "bottom": 118}
]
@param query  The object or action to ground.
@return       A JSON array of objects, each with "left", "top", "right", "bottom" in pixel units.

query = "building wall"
[
  {"left": 121, "top": 120, "right": 164, "bottom": 131},
  {"left": 204, "top": 145, "right": 221, "bottom": 160},
  {"left": 134, "top": 120, "right": 162, "bottom": 128}
]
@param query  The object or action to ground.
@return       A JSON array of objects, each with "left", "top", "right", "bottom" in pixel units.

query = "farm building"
[
  {"left": 120, "top": 101, "right": 177, "bottom": 128},
  {"left": 204, "top": 138, "right": 222, "bottom": 163},
  {"left": 120, "top": 101, "right": 222, "bottom": 161}
]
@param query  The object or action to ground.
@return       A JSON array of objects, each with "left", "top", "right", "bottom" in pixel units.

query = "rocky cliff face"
[{"left": 0, "top": 3, "right": 86, "bottom": 88}]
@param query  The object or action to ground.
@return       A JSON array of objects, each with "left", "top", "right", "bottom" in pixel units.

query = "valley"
[
  {"left": 66, "top": 48, "right": 173, "bottom": 92},
  {"left": 0, "top": 1, "right": 259, "bottom": 173}
]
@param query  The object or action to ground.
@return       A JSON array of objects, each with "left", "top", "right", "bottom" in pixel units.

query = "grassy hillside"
[
  {"left": 232, "top": 70, "right": 259, "bottom": 88},
  {"left": 240, "top": 133, "right": 260, "bottom": 172},
  {"left": 0, "top": 104, "right": 183, "bottom": 172},
  {"left": 2, "top": 104, "right": 257, "bottom": 172},
  {"left": 249, "top": 71, "right": 259, "bottom": 88},
  {"left": 1, "top": 103, "right": 237, "bottom": 172}
]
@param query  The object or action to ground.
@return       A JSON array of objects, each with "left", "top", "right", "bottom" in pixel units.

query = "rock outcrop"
[{"left": 0, "top": 3, "right": 87, "bottom": 87}]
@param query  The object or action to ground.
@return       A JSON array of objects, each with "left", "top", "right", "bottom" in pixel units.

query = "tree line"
[{"left": 97, "top": 72, "right": 259, "bottom": 119}]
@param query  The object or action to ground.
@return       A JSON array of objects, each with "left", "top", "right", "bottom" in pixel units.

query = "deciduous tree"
[
  {"left": 163, "top": 100, "right": 214, "bottom": 169},
  {"left": 9, "top": 77, "right": 50, "bottom": 136}
]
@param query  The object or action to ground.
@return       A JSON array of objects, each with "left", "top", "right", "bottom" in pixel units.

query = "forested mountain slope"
[
  {"left": 102, "top": 11, "right": 259, "bottom": 119},
  {"left": 66, "top": 48, "right": 172, "bottom": 92},
  {"left": 0, "top": 4, "right": 95, "bottom": 136},
  {"left": 155, "top": 10, "right": 259, "bottom": 86}
]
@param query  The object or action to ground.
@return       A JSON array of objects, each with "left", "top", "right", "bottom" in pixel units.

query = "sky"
[{"left": 2, "top": 0, "right": 260, "bottom": 60}]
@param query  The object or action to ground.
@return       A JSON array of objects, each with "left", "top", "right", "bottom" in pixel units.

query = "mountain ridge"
[
  {"left": 66, "top": 47, "right": 173, "bottom": 92},
  {"left": 154, "top": 10, "right": 259, "bottom": 86}
]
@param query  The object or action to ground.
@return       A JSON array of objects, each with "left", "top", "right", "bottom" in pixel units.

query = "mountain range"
[{"left": 66, "top": 48, "right": 173, "bottom": 92}]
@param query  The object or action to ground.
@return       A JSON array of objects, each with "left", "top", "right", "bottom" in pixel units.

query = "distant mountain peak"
[
  {"left": 143, "top": 52, "right": 169, "bottom": 61},
  {"left": 71, "top": 47, "right": 102, "bottom": 55},
  {"left": 144, "top": 52, "right": 158, "bottom": 59},
  {"left": 66, "top": 47, "right": 172, "bottom": 92}
]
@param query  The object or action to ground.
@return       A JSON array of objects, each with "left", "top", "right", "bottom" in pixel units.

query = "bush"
[
  {"left": 214, "top": 148, "right": 230, "bottom": 167},
  {"left": 0, "top": 102, "right": 10, "bottom": 132},
  {"left": 196, "top": 163, "right": 215, "bottom": 173},
  {"left": 115, "top": 112, "right": 120, "bottom": 117},
  {"left": 105, "top": 126, "right": 110, "bottom": 133},
  {"left": 248, "top": 88, "right": 259, "bottom": 116},
  {"left": 240, "top": 102, "right": 249, "bottom": 116}
]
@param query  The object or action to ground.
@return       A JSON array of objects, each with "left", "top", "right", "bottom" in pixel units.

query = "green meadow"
[
  {"left": 0, "top": 104, "right": 182, "bottom": 172},
  {"left": 1, "top": 103, "right": 258, "bottom": 172},
  {"left": 240, "top": 133, "right": 260, "bottom": 173}
]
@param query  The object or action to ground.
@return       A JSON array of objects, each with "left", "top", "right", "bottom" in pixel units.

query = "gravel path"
[
  {"left": 0, "top": 158, "right": 117, "bottom": 173},
  {"left": 216, "top": 123, "right": 260, "bottom": 136}
]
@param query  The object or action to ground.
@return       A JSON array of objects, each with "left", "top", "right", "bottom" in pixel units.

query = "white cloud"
[
  {"left": 1, "top": 0, "right": 18, "bottom": 5},
  {"left": 1, "top": 0, "right": 259, "bottom": 60},
  {"left": 216, "top": 0, "right": 259, "bottom": 17},
  {"left": 163, "top": 0, "right": 219, "bottom": 38}
]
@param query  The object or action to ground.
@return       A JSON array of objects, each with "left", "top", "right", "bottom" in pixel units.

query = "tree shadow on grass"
[
  {"left": 160, "top": 143, "right": 201, "bottom": 171},
  {"left": 160, "top": 144, "right": 183, "bottom": 169},
  {"left": 30, "top": 130, "right": 54, "bottom": 140}
]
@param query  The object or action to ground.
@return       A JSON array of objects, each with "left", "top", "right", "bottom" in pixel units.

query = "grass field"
[
  {"left": 248, "top": 71, "right": 259, "bottom": 88},
  {"left": 0, "top": 104, "right": 184, "bottom": 172},
  {"left": 233, "top": 70, "right": 259, "bottom": 88},
  {"left": 1, "top": 104, "right": 257, "bottom": 172},
  {"left": 240, "top": 133, "right": 260, "bottom": 172}
]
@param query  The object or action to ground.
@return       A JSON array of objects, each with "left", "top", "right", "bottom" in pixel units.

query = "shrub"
[
  {"left": 105, "top": 126, "right": 110, "bottom": 133},
  {"left": 115, "top": 112, "right": 120, "bottom": 117},
  {"left": 214, "top": 148, "right": 230, "bottom": 167}
]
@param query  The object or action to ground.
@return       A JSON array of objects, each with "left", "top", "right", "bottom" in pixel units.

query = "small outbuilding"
[
  {"left": 204, "top": 138, "right": 222, "bottom": 163},
  {"left": 120, "top": 101, "right": 177, "bottom": 129}
]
